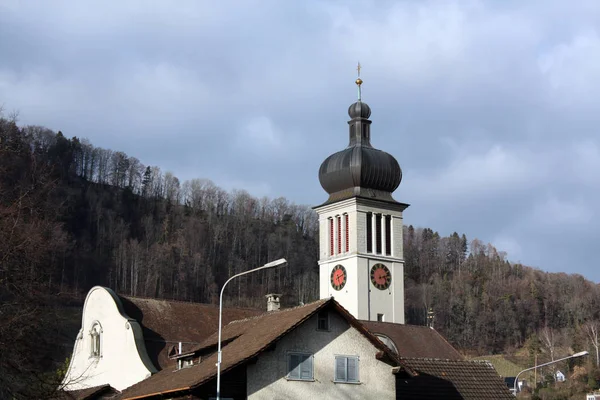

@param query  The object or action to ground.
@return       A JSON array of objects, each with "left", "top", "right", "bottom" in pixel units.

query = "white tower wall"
[{"left": 315, "top": 197, "right": 406, "bottom": 324}]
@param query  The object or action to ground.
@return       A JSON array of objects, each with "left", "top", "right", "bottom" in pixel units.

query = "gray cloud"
[{"left": 2, "top": 0, "right": 600, "bottom": 281}]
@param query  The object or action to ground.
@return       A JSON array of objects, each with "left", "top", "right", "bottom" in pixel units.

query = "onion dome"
[
  {"left": 318, "top": 70, "right": 402, "bottom": 204},
  {"left": 348, "top": 98, "right": 371, "bottom": 119}
]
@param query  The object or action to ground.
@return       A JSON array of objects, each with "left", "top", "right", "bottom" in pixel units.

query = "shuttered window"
[
  {"left": 344, "top": 214, "right": 349, "bottom": 253},
  {"left": 366, "top": 212, "right": 373, "bottom": 253},
  {"left": 317, "top": 310, "right": 329, "bottom": 331},
  {"left": 329, "top": 218, "right": 334, "bottom": 256},
  {"left": 385, "top": 215, "right": 392, "bottom": 256},
  {"left": 375, "top": 214, "right": 382, "bottom": 254},
  {"left": 334, "top": 355, "right": 359, "bottom": 383},
  {"left": 337, "top": 216, "right": 341, "bottom": 254},
  {"left": 288, "top": 353, "right": 313, "bottom": 381}
]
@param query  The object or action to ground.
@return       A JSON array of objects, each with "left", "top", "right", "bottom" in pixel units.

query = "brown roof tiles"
[
  {"left": 396, "top": 358, "right": 514, "bottom": 399},
  {"left": 362, "top": 321, "right": 464, "bottom": 360},
  {"left": 119, "top": 296, "right": 262, "bottom": 370},
  {"left": 55, "top": 385, "right": 118, "bottom": 400}
]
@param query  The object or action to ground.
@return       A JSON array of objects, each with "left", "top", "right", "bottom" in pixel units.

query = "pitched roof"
[
  {"left": 362, "top": 321, "right": 463, "bottom": 360},
  {"left": 119, "top": 296, "right": 263, "bottom": 370},
  {"left": 472, "top": 354, "right": 523, "bottom": 377},
  {"left": 55, "top": 385, "right": 118, "bottom": 400},
  {"left": 396, "top": 358, "right": 514, "bottom": 400},
  {"left": 120, "top": 298, "right": 406, "bottom": 400}
]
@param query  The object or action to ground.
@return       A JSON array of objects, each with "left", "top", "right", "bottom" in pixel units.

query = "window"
[
  {"left": 385, "top": 215, "right": 392, "bottom": 256},
  {"left": 344, "top": 214, "right": 349, "bottom": 253},
  {"left": 366, "top": 212, "right": 372, "bottom": 253},
  {"left": 375, "top": 334, "right": 398, "bottom": 354},
  {"left": 377, "top": 313, "right": 384, "bottom": 322},
  {"left": 335, "top": 356, "right": 359, "bottom": 383},
  {"left": 288, "top": 353, "right": 313, "bottom": 381},
  {"left": 375, "top": 214, "right": 382, "bottom": 254},
  {"left": 317, "top": 310, "right": 329, "bottom": 331},
  {"left": 337, "top": 216, "right": 341, "bottom": 254},
  {"left": 329, "top": 218, "right": 334, "bottom": 256},
  {"left": 90, "top": 322, "right": 102, "bottom": 358}
]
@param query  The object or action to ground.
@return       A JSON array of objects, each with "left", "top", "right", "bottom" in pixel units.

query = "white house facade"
[
  {"left": 61, "top": 286, "right": 156, "bottom": 392},
  {"left": 247, "top": 309, "right": 396, "bottom": 399}
]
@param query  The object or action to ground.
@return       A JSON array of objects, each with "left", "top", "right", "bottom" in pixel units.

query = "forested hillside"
[{"left": 2, "top": 113, "right": 600, "bottom": 397}]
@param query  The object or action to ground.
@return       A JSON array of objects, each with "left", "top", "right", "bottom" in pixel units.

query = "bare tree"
[
  {"left": 95, "top": 148, "right": 113, "bottom": 184},
  {"left": 540, "top": 326, "right": 558, "bottom": 366},
  {"left": 126, "top": 157, "right": 144, "bottom": 192},
  {"left": 583, "top": 321, "right": 600, "bottom": 366}
]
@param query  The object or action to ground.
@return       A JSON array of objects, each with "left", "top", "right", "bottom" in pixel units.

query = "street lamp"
[
  {"left": 514, "top": 350, "right": 589, "bottom": 395},
  {"left": 216, "top": 258, "right": 287, "bottom": 400}
]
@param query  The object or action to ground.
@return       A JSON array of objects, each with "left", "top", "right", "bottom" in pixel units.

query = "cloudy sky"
[{"left": 2, "top": 0, "right": 600, "bottom": 282}]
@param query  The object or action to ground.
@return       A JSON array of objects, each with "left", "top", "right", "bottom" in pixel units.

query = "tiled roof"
[
  {"left": 120, "top": 298, "right": 406, "bottom": 400},
  {"left": 362, "top": 321, "right": 463, "bottom": 360},
  {"left": 396, "top": 358, "right": 514, "bottom": 400},
  {"left": 55, "top": 385, "right": 118, "bottom": 400},
  {"left": 119, "top": 296, "right": 263, "bottom": 370},
  {"left": 471, "top": 354, "right": 523, "bottom": 377}
]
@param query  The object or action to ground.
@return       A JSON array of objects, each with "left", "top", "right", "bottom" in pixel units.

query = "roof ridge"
[
  {"left": 228, "top": 298, "right": 329, "bottom": 325},
  {"left": 121, "top": 294, "right": 261, "bottom": 311},
  {"left": 400, "top": 357, "right": 494, "bottom": 364},
  {"left": 360, "top": 321, "right": 432, "bottom": 328}
]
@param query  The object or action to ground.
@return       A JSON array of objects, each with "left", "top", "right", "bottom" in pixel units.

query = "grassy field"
[{"left": 473, "top": 354, "right": 523, "bottom": 376}]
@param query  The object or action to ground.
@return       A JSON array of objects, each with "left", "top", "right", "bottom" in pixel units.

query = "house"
[
  {"left": 61, "top": 287, "right": 512, "bottom": 399},
  {"left": 555, "top": 370, "right": 566, "bottom": 382},
  {"left": 60, "top": 286, "right": 261, "bottom": 392},
  {"left": 504, "top": 377, "right": 525, "bottom": 395},
  {"left": 120, "top": 297, "right": 404, "bottom": 399},
  {"left": 587, "top": 391, "right": 600, "bottom": 400},
  {"left": 60, "top": 75, "right": 513, "bottom": 399}
]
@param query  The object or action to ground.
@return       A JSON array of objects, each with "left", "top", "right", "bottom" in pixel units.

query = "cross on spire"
[{"left": 355, "top": 62, "right": 363, "bottom": 101}]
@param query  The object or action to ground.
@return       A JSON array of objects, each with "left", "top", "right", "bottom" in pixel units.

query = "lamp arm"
[
  {"left": 514, "top": 352, "right": 588, "bottom": 394},
  {"left": 221, "top": 259, "right": 286, "bottom": 293},
  {"left": 216, "top": 258, "right": 287, "bottom": 400}
]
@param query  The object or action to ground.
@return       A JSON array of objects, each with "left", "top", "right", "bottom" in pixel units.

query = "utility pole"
[{"left": 534, "top": 353, "right": 537, "bottom": 387}]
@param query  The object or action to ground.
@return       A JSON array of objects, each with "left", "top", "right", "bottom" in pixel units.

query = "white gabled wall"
[
  {"left": 61, "top": 286, "right": 156, "bottom": 392},
  {"left": 247, "top": 311, "right": 395, "bottom": 399}
]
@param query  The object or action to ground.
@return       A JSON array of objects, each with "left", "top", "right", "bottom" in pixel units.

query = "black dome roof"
[
  {"left": 318, "top": 99, "right": 402, "bottom": 204},
  {"left": 319, "top": 145, "right": 402, "bottom": 193},
  {"left": 348, "top": 100, "right": 371, "bottom": 119}
]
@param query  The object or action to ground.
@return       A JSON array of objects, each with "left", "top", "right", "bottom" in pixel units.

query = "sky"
[{"left": 1, "top": 0, "right": 600, "bottom": 282}]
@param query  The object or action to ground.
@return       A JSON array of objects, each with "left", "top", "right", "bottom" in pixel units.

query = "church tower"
[{"left": 314, "top": 70, "right": 409, "bottom": 323}]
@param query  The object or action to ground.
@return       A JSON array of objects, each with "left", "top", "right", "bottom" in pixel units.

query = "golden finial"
[{"left": 356, "top": 62, "right": 363, "bottom": 100}]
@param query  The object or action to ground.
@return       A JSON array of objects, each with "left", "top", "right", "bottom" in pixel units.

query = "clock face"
[
  {"left": 370, "top": 264, "right": 391, "bottom": 290},
  {"left": 330, "top": 265, "right": 347, "bottom": 291}
]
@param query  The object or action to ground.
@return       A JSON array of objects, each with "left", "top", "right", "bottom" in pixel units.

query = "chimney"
[
  {"left": 265, "top": 293, "right": 281, "bottom": 312},
  {"left": 427, "top": 308, "right": 435, "bottom": 329}
]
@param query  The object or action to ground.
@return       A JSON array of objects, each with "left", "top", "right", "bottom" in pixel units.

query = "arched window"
[
  {"left": 90, "top": 322, "right": 102, "bottom": 358},
  {"left": 375, "top": 334, "right": 398, "bottom": 354}
]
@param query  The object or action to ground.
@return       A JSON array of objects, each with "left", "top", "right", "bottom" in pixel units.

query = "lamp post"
[
  {"left": 513, "top": 351, "right": 588, "bottom": 395},
  {"left": 216, "top": 258, "right": 287, "bottom": 400}
]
